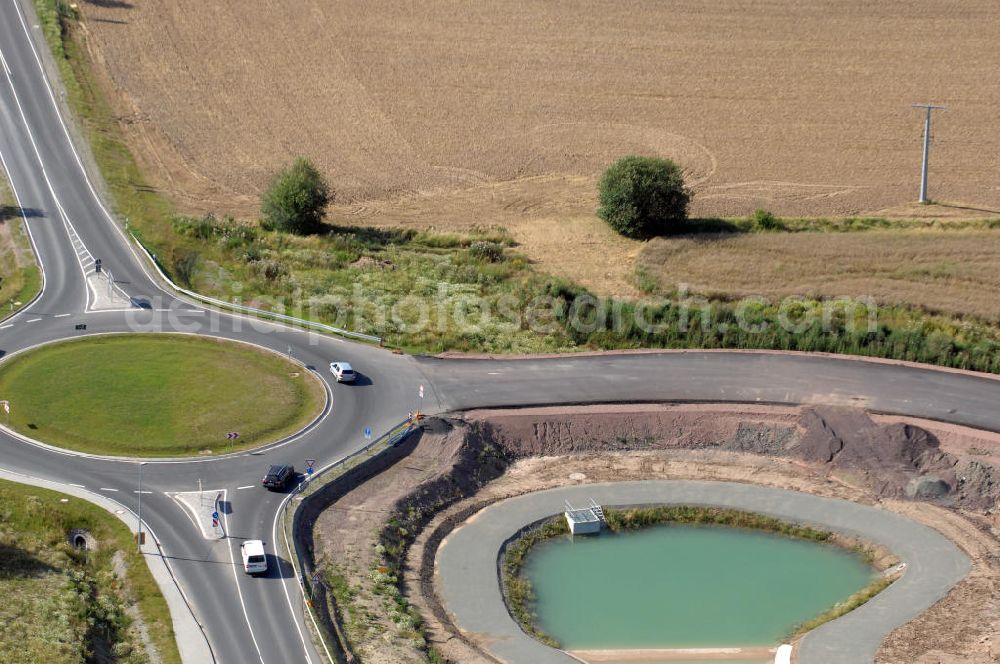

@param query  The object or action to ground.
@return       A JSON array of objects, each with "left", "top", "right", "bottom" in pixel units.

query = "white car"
[
  {"left": 329, "top": 361, "right": 356, "bottom": 383},
  {"left": 240, "top": 539, "right": 267, "bottom": 575}
]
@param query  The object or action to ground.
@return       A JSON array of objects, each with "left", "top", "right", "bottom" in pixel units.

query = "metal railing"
[{"left": 280, "top": 418, "right": 420, "bottom": 662}]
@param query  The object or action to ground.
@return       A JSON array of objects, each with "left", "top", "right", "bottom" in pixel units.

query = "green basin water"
[{"left": 523, "top": 524, "right": 873, "bottom": 650}]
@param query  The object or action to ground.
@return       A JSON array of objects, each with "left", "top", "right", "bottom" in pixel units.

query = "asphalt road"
[{"left": 1, "top": 0, "right": 998, "bottom": 662}]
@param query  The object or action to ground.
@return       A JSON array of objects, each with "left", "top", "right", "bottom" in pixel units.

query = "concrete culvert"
[{"left": 68, "top": 528, "right": 96, "bottom": 551}]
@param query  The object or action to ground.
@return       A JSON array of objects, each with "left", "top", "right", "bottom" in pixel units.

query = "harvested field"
[
  {"left": 75, "top": 1, "right": 1000, "bottom": 294},
  {"left": 637, "top": 230, "right": 1000, "bottom": 321}
]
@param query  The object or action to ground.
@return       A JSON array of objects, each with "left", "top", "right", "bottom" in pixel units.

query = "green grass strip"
[{"left": 0, "top": 478, "right": 180, "bottom": 663}]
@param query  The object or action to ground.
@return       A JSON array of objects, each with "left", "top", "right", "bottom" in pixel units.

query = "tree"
[
  {"left": 261, "top": 158, "right": 331, "bottom": 235},
  {"left": 597, "top": 156, "right": 690, "bottom": 238}
]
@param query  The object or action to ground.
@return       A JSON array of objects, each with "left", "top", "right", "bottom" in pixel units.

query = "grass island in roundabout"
[
  {"left": 436, "top": 481, "right": 970, "bottom": 664},
  {"left": 0, "top": 334, "right": 326, "bottom": 457}
]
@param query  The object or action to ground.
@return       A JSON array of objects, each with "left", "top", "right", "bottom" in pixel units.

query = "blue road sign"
[
  {"left": 364, "top": 426, "right": 372, "bottom": 439},
  {"left": 212, "top": 511, "right": 219, "bottom": 520},
  {"left": 307, "top": 467, "right": 314, "bottom": 475}
]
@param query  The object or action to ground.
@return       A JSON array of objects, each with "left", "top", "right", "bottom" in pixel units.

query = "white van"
[{"left": 240, "top": 539, "right": 267, "bottom": 575}]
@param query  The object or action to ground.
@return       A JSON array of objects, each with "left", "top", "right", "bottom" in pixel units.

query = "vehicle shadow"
[
  {"left": 263, "top": 553, "right": 295, "bottom": 580},
  {"left": 348, "top": 373, "right": 373, "bottom": 387}
]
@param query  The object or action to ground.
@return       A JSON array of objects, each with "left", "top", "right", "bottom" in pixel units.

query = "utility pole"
[{"left": 912, "top": 104, "right": 945, "bottom": 204}]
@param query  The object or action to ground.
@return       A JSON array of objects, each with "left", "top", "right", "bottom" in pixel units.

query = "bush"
[
  {"left": 469, "top": 240, "right": 504, "bottom": 262},
  {"left": 261, "top": 158, "right": 331, "bottom": 235},
  {"left": 752, "top": 208, "right": 784, "bottom": 231},
  {"left": 597, "top": 155, "right": 690, "bottom": 238}
]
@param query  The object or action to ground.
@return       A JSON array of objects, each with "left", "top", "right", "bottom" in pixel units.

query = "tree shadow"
[
  {"left": 0, "top": 205, "right": 44, "bottom": 222},
  {"left": 678, "top": 217, "right": 745, "bottom": 234},
  {"left": 324, "top": 223, "right": 415, "bottom": 248},
  {"left": 0, "top": 543, "right": 58, "bottom": 580}
]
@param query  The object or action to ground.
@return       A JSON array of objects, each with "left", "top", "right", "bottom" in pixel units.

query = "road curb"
[{"left": 0, "top": 330, "right": 333, "bottom": 462}]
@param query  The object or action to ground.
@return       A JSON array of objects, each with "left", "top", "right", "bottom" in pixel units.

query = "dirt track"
[{"left": 80, "top": 0, "right": 1000, "bottom": 221}]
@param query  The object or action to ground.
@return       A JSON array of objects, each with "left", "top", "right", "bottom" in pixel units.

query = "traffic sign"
[
  {"left": 226, "top": 432, "right": 239, "bottom": 440},
  {"left": 307, "top": 467, "right": 314, "bottom": 475},
  {"left": 364, "top": 426, "right": 372, "bottom": 439},
  {"left": 212, "top": 511, "right": 219, "bottom": 520}
]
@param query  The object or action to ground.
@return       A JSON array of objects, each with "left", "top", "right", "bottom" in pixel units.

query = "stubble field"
[{"left": 77, "top": 1, "right": 1000, "bottom": 295}]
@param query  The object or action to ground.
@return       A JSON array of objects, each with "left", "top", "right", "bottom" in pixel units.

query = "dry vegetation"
[
  {"left": 638, "top": 229, "right": 1000, "bottom": 320},
  {"left": 77, "top": 1, "right": 1000, "bottom": 295},
  {"left": 0, "top": 169, "right": 40, "bottom": 312}
]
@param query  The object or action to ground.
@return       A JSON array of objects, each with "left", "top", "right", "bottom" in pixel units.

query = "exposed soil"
[
  {"left": 310, "top": 404, "right": 999, "bottom": 663},
  {"left": 74, "top": 2, "right": 1000, "bottom": 297}
]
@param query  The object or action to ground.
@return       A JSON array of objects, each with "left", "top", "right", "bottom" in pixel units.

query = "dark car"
[{"left": 261, "top": 464, "right": 295, "bottom": 490}]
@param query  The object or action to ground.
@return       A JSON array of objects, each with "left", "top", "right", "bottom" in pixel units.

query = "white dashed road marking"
[
  {"left": 54, "top": 313, "right": 70, "bottom": 318},
  {"left": 236, "top": 485, "right": 255, "bottom": 490},
  {"left": 99, "top": 487, "right": 118, "bottom": 492}
]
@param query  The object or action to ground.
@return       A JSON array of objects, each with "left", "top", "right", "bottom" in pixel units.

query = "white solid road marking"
[
  {"left": 273, "top": 493, "right": 318, "bottom": 663},
  {"left": 221, "top": 498, "right": 267, "bottom": 664},
  {"left": 54, "top": 313, "right": 70, "bottom": 318},
  {"left": 236, "top": 485, "right": 255, "bottom": 490},
  {"left": 99, "top": 487, "right": 118, "bottom": 492}
]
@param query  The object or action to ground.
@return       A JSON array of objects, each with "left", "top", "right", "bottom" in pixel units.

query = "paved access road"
[{"left": 1, "top": 0, "right": 997, "bottom": 661}]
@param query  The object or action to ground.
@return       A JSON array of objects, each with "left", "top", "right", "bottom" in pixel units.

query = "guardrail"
[
  {"left": 280, "top": 419, "right": 420, "bottom": 663},
  {"left": 129, "top": 233, "right": 383, "bottom": 344}
]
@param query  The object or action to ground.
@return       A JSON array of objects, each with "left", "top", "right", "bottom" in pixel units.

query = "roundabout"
[
  {"left": 0, "top": 333, "right": 327, "bottom": 456},
  {"left": 0, "top": 2, "right": 998, "bottom": 662}
]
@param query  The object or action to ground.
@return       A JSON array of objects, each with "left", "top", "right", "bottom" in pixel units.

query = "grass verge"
[
  {"left": 0, "top": 168, "right": 41, "bottom": 318},
  {"left": 0, "top": 334, "right": 325, "bottom": 456},
  {"left": 500, "top": 506, "right": 894, "bottom": 650},
  {"left": 786, "top": 576, "right": 895, "bottom": 640},
  {"left": 0, "top": 478, "right": 179, "bottom": 663}
]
